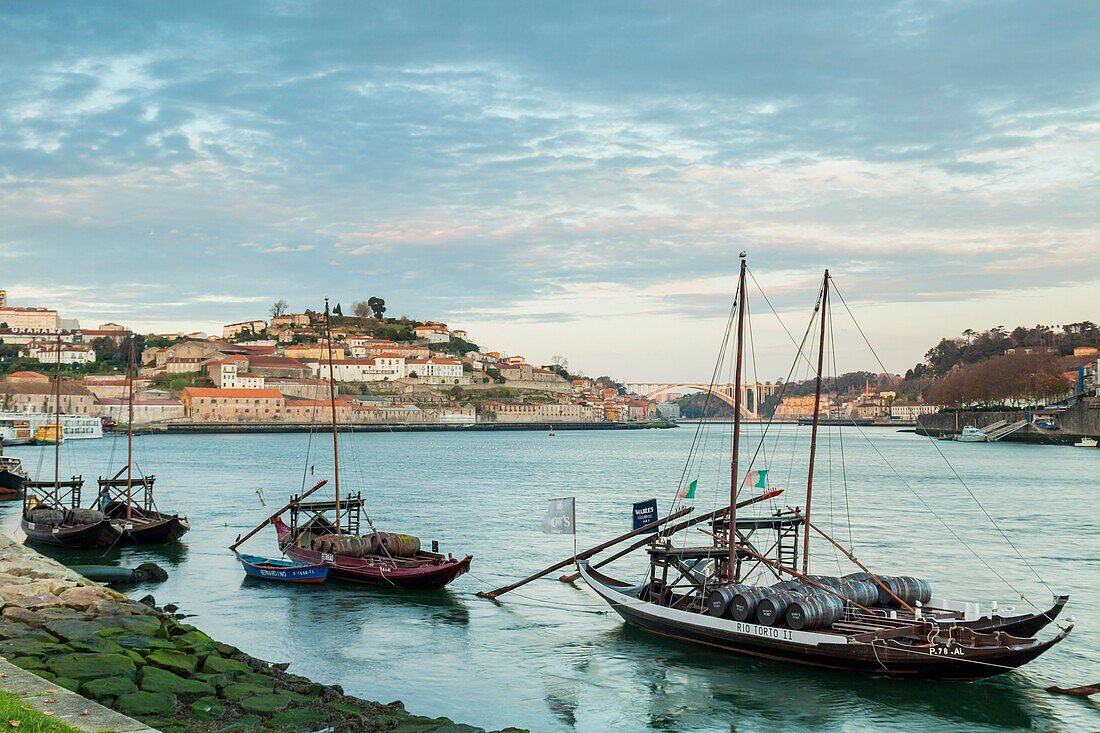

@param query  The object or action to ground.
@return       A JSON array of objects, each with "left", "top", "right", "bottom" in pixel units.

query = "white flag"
[{"left": 540, "top": 497, "right": 575, "bottom": 535}]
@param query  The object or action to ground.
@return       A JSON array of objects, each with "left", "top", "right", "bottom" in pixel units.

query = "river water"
[{"left": 1, "top": 426, "right": 1096, "bottom": 732}]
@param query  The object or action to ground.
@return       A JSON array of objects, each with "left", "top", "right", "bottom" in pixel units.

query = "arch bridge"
[{"left": 624, "top": 382, "right": 780, "bottom": 420}]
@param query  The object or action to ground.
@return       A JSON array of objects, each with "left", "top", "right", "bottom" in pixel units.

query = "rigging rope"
[{"left": 830, "top": 283, "right": 1056, "bottom": 599}]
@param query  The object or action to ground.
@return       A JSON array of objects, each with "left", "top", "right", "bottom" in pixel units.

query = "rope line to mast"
[
  {"left": 830, "top": 283, "right": 1055, "bottom": 598},
  {"left": 748, "top": 272, "right": 1043, "bottom": 609}
]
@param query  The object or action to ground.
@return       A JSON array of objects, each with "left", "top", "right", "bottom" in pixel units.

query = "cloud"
[{"left": 1, "top": 1, "right": 1098, "bottom": 378}]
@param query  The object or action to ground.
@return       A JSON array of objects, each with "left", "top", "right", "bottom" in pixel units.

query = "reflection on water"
[{"left": 1, "top": 428, "right": 1096, "bottom": 733}]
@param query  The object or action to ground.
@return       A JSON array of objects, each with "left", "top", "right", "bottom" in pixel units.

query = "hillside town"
[{"left": 0, "top": 289, "right": 661, "bottom": 429}]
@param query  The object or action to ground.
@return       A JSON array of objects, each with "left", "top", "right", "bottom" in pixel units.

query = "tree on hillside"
[
  {"left": 353, "top": 301, "right": 371, "bottom": 318},
  {"left": 367, "top": 296, "right": 386, "bottom": 319},
  {"left": 927, "top": 351, "right": 1071, "bottom": 407},
  {"left": 270, "top": 299, "right": 289, "bottom": 318}
]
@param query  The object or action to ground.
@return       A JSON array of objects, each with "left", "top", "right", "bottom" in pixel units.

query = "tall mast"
[
  {"left": 727, "top": 255, "right": 748, "bottom": 582},
  {"left": 802, "top": 269, "right": 829, "bottom": 575},
  {"left": 324, "top": 299, "right": 342, "bottom": 534},
  {"left": 53, "top": 330, "right": 61, "bottom": 495},
  {"left": 125, "top": 340, "right": 134, "bottom": 520}
]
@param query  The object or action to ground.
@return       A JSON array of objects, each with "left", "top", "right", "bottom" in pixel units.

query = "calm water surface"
[{"left": 2, "top": 426, "right": 1097, "bottom": 733}]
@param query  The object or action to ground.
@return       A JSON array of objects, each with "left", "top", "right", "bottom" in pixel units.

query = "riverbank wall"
[
  {"left": 0, "top": 535, "right": 523, "bottom": 733},
  {"left": 916, "top": 398, "right": 1100, "bottom": 443},
  {"left": 127, "top": 420, "right": 674, "bottom": 434}
]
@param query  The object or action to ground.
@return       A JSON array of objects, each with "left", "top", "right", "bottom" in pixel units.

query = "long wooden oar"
[
  {"left": 558, "top": 489, "right": 784, "bottom": 584},
  {"left": 476, "top": 506, "right": 694, "bottom": 600},
  {"left": 229, "top": 479, "right": 328, "bottom": 551}
]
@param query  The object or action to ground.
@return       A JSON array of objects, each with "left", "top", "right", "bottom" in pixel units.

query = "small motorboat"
[
  {"left": 954, "top": 425, "right": 989, "bottom": 442},
  {"left": 1074, "top": 436, "right": 1098, "bottom": 448},
  {"left": 238, "top": 553, "right": 330, "bottom": 584}
]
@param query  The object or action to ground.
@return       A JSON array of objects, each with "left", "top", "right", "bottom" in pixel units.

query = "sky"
[{"left": 1, "top": 1, "right": 1098, "bottom": 383}]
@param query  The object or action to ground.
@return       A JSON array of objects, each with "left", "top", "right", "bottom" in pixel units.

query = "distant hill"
[{"left": 909, "top": 321, "right": 1099, "bottom": 379}]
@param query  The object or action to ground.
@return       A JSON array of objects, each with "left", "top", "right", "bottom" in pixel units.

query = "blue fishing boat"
[{"left": 237, "top": 553, "right": 329, "bottom": 584}]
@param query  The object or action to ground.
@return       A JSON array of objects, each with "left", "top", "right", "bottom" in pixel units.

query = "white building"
[
  {"left": 405, "top": 357, "right": 464, "bottom": 384},
  {"left": 890, "top": 403, "right": 941, "bottom": 421},
  {"left": 306, "top": 357, "right": 406, "bottom": 382},
  {"left": 21, "top": 342, "right": 96, "bottom": 364},
  {"left": 213, "top": 361, "right": 266, "bottom": 389}
]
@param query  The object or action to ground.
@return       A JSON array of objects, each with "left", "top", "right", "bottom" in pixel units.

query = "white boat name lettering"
[{"left": 732, "top": 621, "right": 794, "bottom": 641}]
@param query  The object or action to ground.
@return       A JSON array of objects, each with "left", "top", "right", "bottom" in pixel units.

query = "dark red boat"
[{"left": 274, "top": 514, "right": 471, "bottom": 590}]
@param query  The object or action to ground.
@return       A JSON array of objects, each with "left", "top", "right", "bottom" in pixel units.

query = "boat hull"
[
  {"left": 102, "top": 502, "right": 190, "bottom": 545},
  {"left": 0, "top": 470, "right": 24, "bottom": 498},
  {"left": 275, "top": 519, "right": 471, "bottom": 590},
  {"left": 239, "top": 554, "right": 329, "bottom": 584},
  {"left": 578, "top": 563, "right": 1066, "bottom": 681},
  {"left": 21, "top": 517, "right": 122, "bottom": 549}
]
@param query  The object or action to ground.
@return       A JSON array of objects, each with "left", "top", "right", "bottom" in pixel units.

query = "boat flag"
[
  {"left": 632, "top": 498, "right": 659, "bottom": 532},
  {"left": 541, "top": 497, "right": 576, "bottom": 535},
  {"left": 742, "top": 469, "right": 768, "bottom": 490},
  {"left": 677, "top": 479, "right": 698, "bottom": 500}
]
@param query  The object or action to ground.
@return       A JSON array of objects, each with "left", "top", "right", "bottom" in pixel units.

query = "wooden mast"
[
  {"left": 125, "top": 341, "right": 134, "bottom": 520},
  {"left": 727, "top": 255, "right": 747, "bottom": 582},
  {"left": 52, "top": 330, "right": 61, "bottom": 497},
  {"left": 323, "top": 299, "right": 342, "bottom": 535},
  {"left": 802, "top": 269, "right": 829, "bottom": 575}
]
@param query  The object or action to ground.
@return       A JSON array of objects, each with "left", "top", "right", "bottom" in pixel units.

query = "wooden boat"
[
  {"left": 0, "top": 454, "right": 27, "bottom": 498},
  {"left": 238, "top": 553, "right": 330, "bottom": 584},
  {"left": 21, "top": 335, "right": 120, "bottom": 549},
  {"left": 488, "top": 258, "right": 1072, "bottom": 680},
  {"left": 231, "top": 299, "right": 472, "bottom": 591},
  {"left": 93, "top": 347, "right": 189, "bottom": 545}
]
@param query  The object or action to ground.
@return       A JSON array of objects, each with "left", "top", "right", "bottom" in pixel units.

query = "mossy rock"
[
  {"left": 271, "top": 708, "right": 329, "bottom": 729},
  {"left": 10, "top": 655, "right": 47, "bottom": 671},
  {"left": 123, "top": 649, "right": 146, "bottom": 666},
  {"left": 113, "top": 634, "right": 176, "bottom": 650},
  {"left": 190, "top": 695, "right": 225, "bottom": 720},
  {"left": 43, "top": 618, "right": 110, "bottom": 641},
  {"left": 0, "top": 619, "right": 57, "bottom": 641},
  {"left": 201, "top": 654, "right": 252, "bottom": 676},
  {"left": 221, "top": 681, "right": 274, "bottom": 702},
  {"left": 140, "top": 665, "right": 216, "bottom": 696},
  {"left": 146, "top": 648, "right": 199, "bottom": 674},
  {"left": 239, "top": 693, "right": 292, "bottom": 714},
  {"left": 143, "top": 720, "right": 187, "bottom": 733},
  {"left": 46, "top": 652, "right": 137, "bottom": 681},
  {"left": 214, "top": 715, "right": 262, "bottom": 733},
  {"left": 69, "top": 636, "right": 125, "bottom": 654},
  {"left": 193, "top": 672, "right": 235, "bottom": 689},
  {"left": 53, "top": 676, "right": 81, "bottom": 692},
  {"left": 173, "top": 630, "right": 218, "bottom": 653},
  {"left": 81, "top": 675, "right": 138, "bottom": 700},
  {"left": 98, "top": 614, "right": 162, "bottom": 636},
  {"left": 116, "top": 690, "right": 178, "bottom": 716},
  {"left": 0, "top": 637, "right": 70, "bottom": 657},
  {"left": 34, "top": 670, "right": 56, "bottom": 681}
]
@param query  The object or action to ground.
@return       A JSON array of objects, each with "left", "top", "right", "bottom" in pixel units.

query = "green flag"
[{"left": 677, "top": 479, "right": 698, "bottom": 500}]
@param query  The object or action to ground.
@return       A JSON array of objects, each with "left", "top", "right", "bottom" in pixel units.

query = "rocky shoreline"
[{"left": 0, "top": 536, "right": 523, "bottom": 733}]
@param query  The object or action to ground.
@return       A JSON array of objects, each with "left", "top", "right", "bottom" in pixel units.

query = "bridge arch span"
[{"left": 645, "top": 384, "right": 759, "bottom": 419}]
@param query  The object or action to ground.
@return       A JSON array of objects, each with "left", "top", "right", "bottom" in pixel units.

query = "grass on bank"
[{"left": 0, "top": 691, "right": 87, "bottom": 733}]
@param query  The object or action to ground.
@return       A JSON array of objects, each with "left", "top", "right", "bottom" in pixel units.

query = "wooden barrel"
[
  {"left": 29, "top": 509, "right": 66, "bottom": 525},
  {"left": 731, "top": 586, "right": 776, "bottom": 622},
  {"left": 706, "top": 583, "right": 750, "bottom": 618},
  {"left": 756, "top": 589, "right": 805, "bottom": 626},
  {"left": 833, "top": 579, "right": 879, "bottom": 607},
  {"left": 67, "top": 508, "right": 105, "bottom": 525},
  {"left": 786, "top": 591, "right": 845, "bottom": 630},
  {"left": 378, "top": 532, "right": 421, "bottom": 557},
  {"left": 880, "top": 576, "right": 932, "bottom": 606}
]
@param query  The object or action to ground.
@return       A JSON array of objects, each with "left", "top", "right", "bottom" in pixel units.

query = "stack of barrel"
[
  {"left": 706, "top": 572, "right": 932, "bottom": 630},
  {"left": 310, "top": 531, "right": 421, "bottom": 558}
]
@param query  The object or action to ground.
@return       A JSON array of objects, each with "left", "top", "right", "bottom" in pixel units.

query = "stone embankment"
[
  {"left": 917, "top": 398, "right": 1100, "bottom": 443},
  {"left": 0, "top": 535, "right": 523, "bottom": 733}
]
